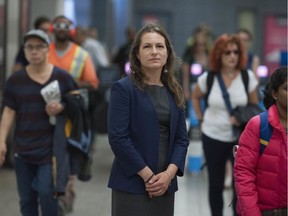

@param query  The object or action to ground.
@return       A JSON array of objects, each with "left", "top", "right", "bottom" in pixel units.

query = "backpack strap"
[
  {"left": 240, "top": 69, "right": 249, "bottom": 96},
  {"left": 216, "top": 73, "right": 233, "bottom": 114},
  {"left": 205, "top": 70, "right": 248, "bottom": 107},
  {"left": 259, "top": 111, "right": 273, "bottom": 156},
  {"left": 205, "top": 71, "right": 215, "bottom": 107}
]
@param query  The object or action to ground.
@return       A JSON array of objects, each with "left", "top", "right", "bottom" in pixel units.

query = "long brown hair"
[
  {"left": 209, "top": 34, "right": 247, "bottom": 72},
  {"left": 129, "top": 23, "right": 185, "bottom": 108}
]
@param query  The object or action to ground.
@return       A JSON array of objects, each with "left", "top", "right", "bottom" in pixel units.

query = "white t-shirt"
[{"left": 197, "top": 69, "right": 258, "bottom": 142}]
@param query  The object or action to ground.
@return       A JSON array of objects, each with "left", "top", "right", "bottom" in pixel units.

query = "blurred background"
[{"left": 1, "top": 0, "right": 287, "bottom": 86}]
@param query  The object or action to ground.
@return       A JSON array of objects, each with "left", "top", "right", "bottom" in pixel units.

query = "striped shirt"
[{"left": 3, "top": 66, "right": 77, "bottom": 164}]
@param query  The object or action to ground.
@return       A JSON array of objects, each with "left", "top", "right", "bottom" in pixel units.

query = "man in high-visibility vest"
[
  {"left": 48, "top": 15, "right": 99, "bottom": 214},
  {"left": 48, "top": 15, "right": 99, "bottom": 90}
]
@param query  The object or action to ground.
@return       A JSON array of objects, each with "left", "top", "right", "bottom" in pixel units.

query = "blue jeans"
[{"left": 14, "top": 155, "right": 58, "bottom": 216}]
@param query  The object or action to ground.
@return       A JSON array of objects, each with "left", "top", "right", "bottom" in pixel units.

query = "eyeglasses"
[
  {"left": 223, "top": 50, "right": 239, "bottom": 56},
  {"left": 53, "top": 23, "right": 71, "bottom": 31},
  {"left": 24, "top": 44, "right": 48, "bottom": 51}
]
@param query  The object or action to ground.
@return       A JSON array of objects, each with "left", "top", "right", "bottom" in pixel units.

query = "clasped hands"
[{"left": 145, "top": 171, "right": 171, "bottom": 198}]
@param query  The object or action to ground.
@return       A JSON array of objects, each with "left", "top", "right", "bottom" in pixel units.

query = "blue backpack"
[
  {"left": 259, "top": 111, "right": 273, "bottom": 156},
  {"left": 233, "top": 111, "right": 272, "bottom": 157}
]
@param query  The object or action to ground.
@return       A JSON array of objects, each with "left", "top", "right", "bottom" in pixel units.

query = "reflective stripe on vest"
[{"left": 70, "top": 46, "right": 88, "bottom": 79}]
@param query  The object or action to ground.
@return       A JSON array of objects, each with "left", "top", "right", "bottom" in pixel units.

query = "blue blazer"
[{"left": 107, "top": 77, "right": 189, "bottom": 194}]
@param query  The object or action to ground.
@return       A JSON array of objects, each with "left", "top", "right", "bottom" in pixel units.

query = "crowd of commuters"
[{"left": 0, "top": 11, "right": 286, "bottom": 216}]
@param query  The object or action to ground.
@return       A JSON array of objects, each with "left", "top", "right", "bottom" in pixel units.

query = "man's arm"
[
  {"left": 0, "top": 107, "right": 16, "bottom": 167},
  {"left": 80, "top": 55, "right": 100, "bottom": 90}
]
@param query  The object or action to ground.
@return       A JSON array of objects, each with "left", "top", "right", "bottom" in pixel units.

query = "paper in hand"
[{"left": 40, "top": 80, "right": 61, "bottom": 125}]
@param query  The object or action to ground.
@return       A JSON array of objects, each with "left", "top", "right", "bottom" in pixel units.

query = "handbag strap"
[{"left": 216, "top": 73, "right": 233, "bottom": 115}]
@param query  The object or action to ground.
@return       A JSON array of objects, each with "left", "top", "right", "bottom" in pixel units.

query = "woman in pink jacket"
[{"left": 234, "top": 67, "right": 287, "bottom": 216}]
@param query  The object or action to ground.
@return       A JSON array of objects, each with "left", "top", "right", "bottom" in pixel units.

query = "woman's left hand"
[{"left": 145, "top": 171, "right": 171, "bottom": 198}]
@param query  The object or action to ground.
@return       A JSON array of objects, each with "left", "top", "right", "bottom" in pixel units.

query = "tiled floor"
[{"left": 0, "top": 134, "right": 234, "bottom": 216}]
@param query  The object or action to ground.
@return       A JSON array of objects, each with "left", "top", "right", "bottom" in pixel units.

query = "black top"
[{"left": 146, "top": 85, "right": 170, "bottom": 172}]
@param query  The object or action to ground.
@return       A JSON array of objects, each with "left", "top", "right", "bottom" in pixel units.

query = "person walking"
[
  {"left": 234, "top": 67, "right": 287, "bottom": 216},
  {"left": 48, "top": 15, "right": 99, "bottom": 90},
  {"left": 112, "top": 27, "right": 136, "bottom": 76},
  {"left": 0, "top": 29, "right": 77, "bottom": 216},
  {"left": 74, "top": 26, "right": 110, "bottom": 70},
  {"left": 191, "top": 34, "right": 259, "bottom": 216},
  {"left": 107, "top": 23, "right": 189, "bottom": 216},
  {"left": 48, "top": 15, "right": 100, "bottom": 213},
  {"left": 236, "top": 28, "right": 260, "bottom": 79}
]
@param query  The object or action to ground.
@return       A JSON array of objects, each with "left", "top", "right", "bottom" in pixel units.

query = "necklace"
[
  {"left": 224, "top": 71, "right": 237, "bottom": 79},
  {"left": 225, "top": 72, "right": 236, "bottom": 79}
]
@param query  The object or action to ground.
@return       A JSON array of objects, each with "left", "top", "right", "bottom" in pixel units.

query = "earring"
[
  {"left": 274, "top": 97, "right": 277, "bottom": 100},
  {"left": 164, "top": 68, "right": 168, "bottom": 73}
]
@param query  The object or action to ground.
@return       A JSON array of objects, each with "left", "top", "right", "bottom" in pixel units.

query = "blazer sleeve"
[
  {"left": 234, "top": 115, "right": 262, "bottom": 216},
  {"left": 108, "top": 81, "right": 146, "bottom": 177}
]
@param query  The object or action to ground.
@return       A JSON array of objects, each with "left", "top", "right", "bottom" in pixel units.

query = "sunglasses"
[
  {"left": 223, "top": 50, "right": 239, "bottom": 56},
  {"left": 53, "top": 23, "right": 72, "bottom": 31}
]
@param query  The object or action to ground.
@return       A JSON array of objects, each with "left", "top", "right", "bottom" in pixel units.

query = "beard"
[{"left": 55, "top": 32, "right": 71, "bottom": 42}]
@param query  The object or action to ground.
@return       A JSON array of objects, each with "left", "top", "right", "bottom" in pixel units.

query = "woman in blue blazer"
[{"left": 107, "top": 23, "right": 189, "bottom": 216}]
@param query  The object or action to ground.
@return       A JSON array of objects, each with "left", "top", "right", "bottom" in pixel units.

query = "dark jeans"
[
  {"left": 202, "top": 133, "right": 238, "bottom": 216},
  {"left": 14, "top": 155, "right": 58, "bottom": 216}
]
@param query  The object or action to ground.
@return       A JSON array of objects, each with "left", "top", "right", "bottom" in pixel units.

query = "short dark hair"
[
  {"left": 34, "top": 16, "right": 51, "bottom": 29},
  {"left": 52, "top": 15, "right": 73, "bottom": 25}
]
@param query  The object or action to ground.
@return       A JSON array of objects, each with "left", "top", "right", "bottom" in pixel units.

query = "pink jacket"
[{"left": 234, "top": 104, "right": 287, "bottom": 216}]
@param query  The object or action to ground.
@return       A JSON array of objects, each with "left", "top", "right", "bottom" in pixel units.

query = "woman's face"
[
  {"left": 273, "top": 80, "right": 288, "bottom": 111},
  {"left": 137, "top": 32, "right": 168, "bottom": 72},
  {"left": 221, "top": 43, "right": 239, "bottom": 69}
]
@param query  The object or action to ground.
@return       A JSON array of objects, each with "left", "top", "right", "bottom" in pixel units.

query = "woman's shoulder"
[
  {"left": 114, "top": 76, "right": 133, "bottom": 87},
  {"left": 239, "top": 114, "right": 261, "bottom": 149},
  {"left": 241, "top": 114, "right": 261, "bottom": 137},
  {"left": 111, "top": 76, "right": 136, "bottom": 93}
]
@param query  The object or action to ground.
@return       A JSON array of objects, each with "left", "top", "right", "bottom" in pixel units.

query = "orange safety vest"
[{"left": 48, "top": 42, "right": 99, "bottom": 89}]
